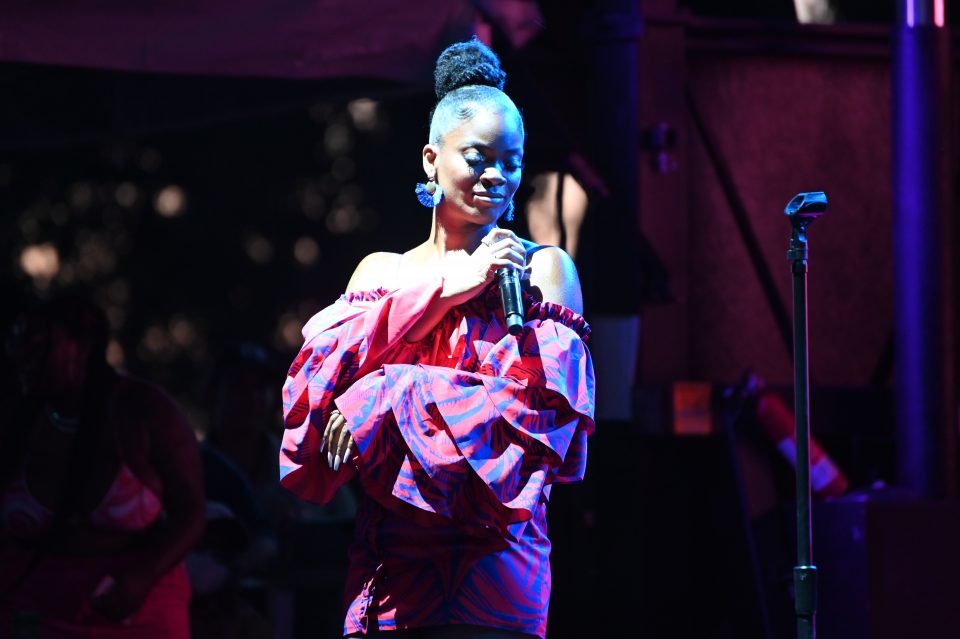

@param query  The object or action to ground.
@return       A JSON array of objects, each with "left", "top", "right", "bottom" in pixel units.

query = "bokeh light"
[
  {"left": 154, "top": 185, "right": 186, "bottom": 217},
  {"left": 115, "top": 181, "right": 139, "bottom": 208},
  {"left": 19, "top": 243, "right": 60, "bottom": 283},
  {"left": 293, "top": 236, "right": 320, "bottom": 266},
  {"left": 348, "top": 98, "right": 379, "bottom": 131},
  {"left": 106, "top": 340, "right": 125, "bottom": 368},
  {"left": 324, "top": 122, "right": 352, "bottom": 155},
  {"left": 244, "top": 233, "right": 274, "bottom": 264}
]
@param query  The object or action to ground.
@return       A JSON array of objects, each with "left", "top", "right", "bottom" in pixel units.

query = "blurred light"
[
  {"left": 75, "top": 231, "right": 117, "bottom": 278},
  {"left": 169, "top": 315, "right": 198, "bottom": 347},
  {"left": 293, "top": 236, "right": 320, "bottom": 266},
  {"left": 106, "top": 340, "right": 125, "bottom": 368},
  {"left": 936, "top": 0, "right": 944, "bottom": 27},
  {"left": 154, "top": 185, "right": 186, "bottom": 217},
  {"left": 794, "top": 0, "right": 835, "bottom": 23},
  {"left": 69, "top": 182, "right": 95, "bottom": 210},
  {"left": 324, "top": 123, "right": 352, "bottom": 155},
  {"left": 19, "top": 243, "right": 60, "bottom": 281},
  {"left": 138, "top": 148, "right": 163, "bottom": 173},
  {"left": 115, "top": 182, "right": 139, "bottom": 208},
  {"left": 143, "top": 325, "right": 167, "bottom": 352},
  {"left": 326, "top": 205, "right": 361, "bottom": 234},
  {"left": 244, "top": 234, "right": 274, "bottom": 264},
  {"left": 348, "top": 99, "right": 379, "bottom": 131},
  {"left": 139, "top": 324, "right": 178, "bottom": 363},
  {"left": 276, "top": 313, "right": 304, "bottom": 350},
  {"left": 299, "top": 181, "right": 326, "bottom": 220}
]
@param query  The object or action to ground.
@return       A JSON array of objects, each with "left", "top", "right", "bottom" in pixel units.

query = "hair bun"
[{"left": 434, "top": 37, "right": 506, "bottom": 100}]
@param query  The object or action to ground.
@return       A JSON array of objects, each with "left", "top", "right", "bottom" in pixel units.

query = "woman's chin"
[{"left": 470, "top": 198, "right": 508, "bottom": 219}]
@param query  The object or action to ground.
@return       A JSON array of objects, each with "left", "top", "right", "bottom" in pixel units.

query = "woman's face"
[{"left": 424, "top": 105, "right": 524, "bottom": 225}]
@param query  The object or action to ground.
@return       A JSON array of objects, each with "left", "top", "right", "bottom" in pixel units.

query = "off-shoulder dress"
[{"left": 279, "top": 276, "right": 595, "bottom": 638}]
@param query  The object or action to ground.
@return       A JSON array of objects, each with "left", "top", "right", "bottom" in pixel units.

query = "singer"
[{"left": 279, "top": 38, "right": 595, "bottom": 638}]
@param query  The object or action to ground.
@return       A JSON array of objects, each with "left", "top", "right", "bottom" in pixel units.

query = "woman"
[
  {"left": 279, "top": 39, "right": 595, "bottom": 638},
  {"left": 0, "top": 296, "right": 206, "bottom": 638}
]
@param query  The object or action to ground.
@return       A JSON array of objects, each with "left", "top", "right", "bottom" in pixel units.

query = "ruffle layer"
[{"left": 280, "top": 280, "right": 595, "bottom": 536}]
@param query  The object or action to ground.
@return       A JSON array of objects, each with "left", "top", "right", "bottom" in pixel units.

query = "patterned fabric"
[
  {"left": 1, "top": 465, "right": 162, "bottom": 538},
  {"left": 279, "top": 276, "right": 595, "bottom": 638}
]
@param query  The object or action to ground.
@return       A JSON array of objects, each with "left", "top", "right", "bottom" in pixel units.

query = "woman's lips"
[{"left": 473, "top": 192, "right": 505, "bottom": 204}]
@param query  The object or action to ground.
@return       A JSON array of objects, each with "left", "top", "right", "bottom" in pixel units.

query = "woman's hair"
[{"left": 428, "top": 37, "right": 524, "bottom": 145}]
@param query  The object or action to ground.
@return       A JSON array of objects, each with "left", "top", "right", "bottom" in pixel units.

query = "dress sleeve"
[
  {"left": 278, "top": 277, "right": 444, "bottom": 504},
  {"left": 334, "top": 304, "right": 595, "bottom": 537}
]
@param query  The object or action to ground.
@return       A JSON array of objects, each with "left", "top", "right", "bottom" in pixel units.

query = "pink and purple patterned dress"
[{"left": 279, "top": 276, "right": 595, "bottom": 638}]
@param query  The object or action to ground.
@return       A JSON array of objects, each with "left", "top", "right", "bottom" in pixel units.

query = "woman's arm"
[{"left": 94, "top": 382, "right": 205, "bottom": 621}]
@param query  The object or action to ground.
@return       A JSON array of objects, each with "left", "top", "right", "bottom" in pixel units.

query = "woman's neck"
[{"left": 426, "top": 209, "right": 494, "bottom": 256}]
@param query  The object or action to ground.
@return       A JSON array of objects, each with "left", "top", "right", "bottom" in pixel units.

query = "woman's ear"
[{"left": 422, "top": 144, "right": 438, "bottom": 178}]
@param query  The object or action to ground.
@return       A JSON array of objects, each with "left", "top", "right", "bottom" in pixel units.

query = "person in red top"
[
  {"left": 0, "top": 296, "right": 205, "bottom": 638},
  {"left": 279, "top": 38, "right": 595, "bottom": 638}
]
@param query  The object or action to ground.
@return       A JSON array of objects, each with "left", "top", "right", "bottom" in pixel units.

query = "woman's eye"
[{"left": 464, "top": 155, "right": 523, "bottom": 173}]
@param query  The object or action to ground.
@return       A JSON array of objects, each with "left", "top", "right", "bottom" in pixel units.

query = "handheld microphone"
[{"left": 497, "top": 267, "right": 524, "bottom": 336}]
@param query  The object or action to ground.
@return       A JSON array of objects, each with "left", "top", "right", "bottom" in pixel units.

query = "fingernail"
[
  {"left": 333, "top": 454, "right": 341, "bottom": 471},
  {"left": 327, "top": 451, "right": 333, "bottom": 468}
]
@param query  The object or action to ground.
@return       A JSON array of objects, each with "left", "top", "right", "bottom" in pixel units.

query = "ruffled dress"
[{"left": 279, "top": 276, "right": 595, "bottom": 638}]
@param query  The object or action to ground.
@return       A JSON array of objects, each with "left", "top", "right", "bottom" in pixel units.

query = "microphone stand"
[{"left": 784, "top": 191, "right": 827, "bottom": 639}]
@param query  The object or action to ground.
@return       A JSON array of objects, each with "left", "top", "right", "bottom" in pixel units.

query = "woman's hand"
[
  {"left": 321, "top": 409, "right": 354, "bottom": 472},
  {"left": 440, "top": 228, "right": 527, "bottom": 306}
]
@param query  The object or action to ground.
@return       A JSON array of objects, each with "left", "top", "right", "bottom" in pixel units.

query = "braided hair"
[{"left": 428, "top": 37, "right": 524, "bottom": 146}]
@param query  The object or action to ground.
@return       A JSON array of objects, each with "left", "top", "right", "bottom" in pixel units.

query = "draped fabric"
[{"left": 279, "top": 277, "right": 594, "bottom": 637}]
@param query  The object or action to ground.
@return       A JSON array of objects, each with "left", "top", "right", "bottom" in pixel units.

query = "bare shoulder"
[
  {"left": 345, "top": 252, "right": 403, "bottom": 293},
  {"left": 526, "top": 244, "right": 583, "bottom": 314}
]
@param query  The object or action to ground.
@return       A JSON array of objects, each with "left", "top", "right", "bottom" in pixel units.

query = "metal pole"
[
  {"left": 893, "top": 0, "right": 955, "bottom": 499},
  {"left": 785, "top": 191, "right": 827, "bottom": 639}
]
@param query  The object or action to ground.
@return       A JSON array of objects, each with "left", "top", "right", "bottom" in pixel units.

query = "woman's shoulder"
[
  {"left": 524, "top": 243, "right": 583, "bottom": 314},
  {"left": 345, "top": 251, "right": 403, "bottom": 293}
]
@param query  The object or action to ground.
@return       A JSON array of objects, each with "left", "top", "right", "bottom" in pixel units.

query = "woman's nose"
[{"left": 481, "top": 167, "right": 506, "bottom": 185}]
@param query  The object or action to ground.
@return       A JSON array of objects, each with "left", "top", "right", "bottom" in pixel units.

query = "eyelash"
[{"left": 465, "top": 156, "right": 524, "bottom": 172}]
